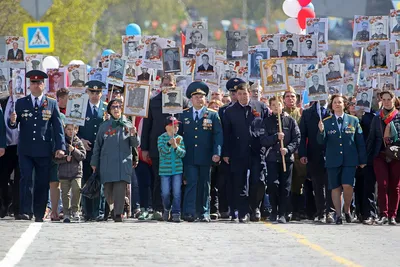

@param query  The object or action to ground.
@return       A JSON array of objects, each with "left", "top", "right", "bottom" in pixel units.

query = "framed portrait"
[
  {"left": 25, "top": 55, "right": 43, "bottom": 72},
  {"left": 0, "top": 67, "right": 9, "bottom": 84},
  {"left": 352, "top": 16, "right": 370, "bottom": 46},
  {"left": 67, "top": 64, "right": 87, "bottom": 88},
  {"left": 176, "top": 75, "right": 192, "bottom": 96},
  {"left": 355, "top": 88, "right": 373, "bottom": 113},
  {"left": 121, "top": 35, "right": 143, "bottom": 60},
  {"left": 195, "top": 48, "right": 216, "bottom": 80},
  {"left": 12, "top": 68, "right": 25, "bottom": 97},
  {"left": 184, "top": 27, "right": 208, "bottom": 57},
  {"left": 107, "top": 55, "right": 126, "bottom": 87},
  {"left": 369, "top": 16, "right": 389, "bottom": 42},
  {"left": 123, "top": 82, "right": 151, "bottom": 118},
  {"left": 390, "top": 10, "right": 400, "bottom": 41},
  {"left": 136, "top": 67, "right": 154, "bottom": 83},
  {"left": 65, "top": 91, "right": 89, "bottom": 126},
  {"left": 180, "top": 57, "right": 195, "bottom": 75},
  {"left": 328, "top": 85, "right": 341, "bottom": 95},
  {"left": 0, "top": 82, "right": 8, "bottom": 98},
  {"left": 306, "top": 18, "right": 329, "bottom": 51},
  {"left": 305, "top": 69, "right": 328, "bottom": 101},
  {"left": 279, "top": 34, "right": 299, "bottom": 59},
  {"left": 321, "top": 55, "right": 343, "bottom": 82},
  {"left": 365, "top": 42, "right": 390, "bottom": 73},
  {"left": 123, "top": 60, "right": 141, "bottom": 83},
  {"left": 261, "top": 34, "right": 281, "bottom": 58},
  {"left": 142, "top": 37, "right": 175, "bottom": 70},
  {"left": 378, "top": 73, "right": 395, "bottom": 91},
  {"left": 287, "top": 64, "right": 304, "bottom": 89},
  {"left": 5, "top": 36, "right": 25, "bottom": 62},
  {"left": 190, "top": 21, "right": 208, "bottom": 29},
  {"left": 343, "top": 75, "right": 356, "bottom": 98},
  {"left": 298, "top": 35, "right": 318, "bottom": 63},
  {"left": 46, "top": 68, "right": 66, "bottom": 96},
  {"left": 162, "top": 87, "right": 183, "bottom": 114},
  {"left": 89, "top": 68, "right": 108, "bottom": 84},
  {"left": 162, "top": 47, "right": 181, "bottom": 73},
  {"left": 260, "top": 58, "right": 289, "bottom": 93},
  {"left": 248, "top": 46, "right": 269, "bottom": 80},
  {"left": 226, "top": 30, "right": 248, "bottom": 60},
  {"left": 101, "top": 55, "right": 110, "bottom": 69}
]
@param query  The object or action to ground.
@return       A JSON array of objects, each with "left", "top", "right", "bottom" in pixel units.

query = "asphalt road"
[{"left": 0, "top": 217, "right": 399, "bottom": 267}]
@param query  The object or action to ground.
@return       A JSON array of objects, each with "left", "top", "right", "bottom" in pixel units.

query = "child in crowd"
[
  {"left": 54, "top": 124, "right": 86, "bottom": 223},
  {"left": 157, "top": 116, "right": 186, "bottom": 222}
]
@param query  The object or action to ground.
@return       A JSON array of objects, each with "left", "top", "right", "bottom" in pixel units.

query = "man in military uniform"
[
  {"left": 223, "top": 81, "right": 269, "bottom": 223},
  {"left": 355, "top": 22, "right": 370, "bottom": 41},
  {"left": 69, "top": 103, "right": 82, "bottom": 118},
  {"left": 78, "top": 80, "right": 107, "bottom": 221},
  {"left": 8, "top": 70, "right": 65, "bottom": 222},
  {"left": 181, "top": 82, "right": 223, "bottom": 222},
  {"left": 326, "top": 62, "right": 342, "bottom": 80},
  {"left": 371, "top": 22, "right": 388, "bottom": 40},
  {"left": 71, "top": 70, "right": 84, "bottom": 87},
  {"left": 371, "top": 46, "right": 386, "bottom": 67},
  {"left": 110, "top": 59, "right": 124, "bottom": 80},
  {"left": 164, "top": 92, "right": 181, "bottom": 107}
]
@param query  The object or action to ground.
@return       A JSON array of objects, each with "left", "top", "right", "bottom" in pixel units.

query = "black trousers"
[
  {"left": 354, "top": 164, "right": 377, "bottom": 220},
  {"left": 266, "top": 161, "right": 293, "bottom": 217},
  {"left": 216, "top": 161, "right": 232, "bottom": 214},
  {"left": 210, "top": 164, "right": 219, "bottom": 214},
  {"left": 82, "top": 162, "right": 100, "bottom": 219},
  {"left": 304, "top": 178, "right": 317, "bottom": 218},
  {"left": 308, "top": 161, "right": 334, "bottom": 217},
  {"left": 150, "top": 157, "right": 163, "bottom": 212},
  {"left": 0, "top": 145, "right": 20, "bottom": 215}
]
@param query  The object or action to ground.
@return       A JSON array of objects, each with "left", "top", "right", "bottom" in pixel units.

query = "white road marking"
[{"left": 0, "top": 223, "right": 42, "bottom": 267}]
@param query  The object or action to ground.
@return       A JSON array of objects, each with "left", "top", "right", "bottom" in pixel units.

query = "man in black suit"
[
  {"left": 71, "top": 70, "right": 84, "bottom": 87},
  {"left": 0, "top": 81, "right": 20, "bottom": 219},
  {"left": 163, "top": 49, "right": 180, "bottom": 72},
  {"left": 357, "top": 93, "right": 370, "bottom": 107},
  {"left": 137, "top": 67, "right": 151, "bottom": 81},
  {"left": 392, "top": 13, "right": 400, "bottom": 33},
  {"left": 299, "top": 101, "right": 335, "bottom": 223},
  {"left": 308, "top": 75, "right": 326, "bottom": 94},
  {"left": 250, "top": 53, "right": 263, "bottom": 78},
  {"left": 7, "top": 42, "right": 24, "bottom": 61},
  {"left": 184, "top": 30, "right": 206, "bottom": 57},
  {"left": 223, "top": 82, "right": 269, "bottom": 223},
  {"left": 141, "top": 75, "right": 189, "bottom": 221},
  {"left": 197, "top": 54, "right": 214, "bottom": 72},
  {"left": 281, "top": 39, "right": 297, "bottom": 57},
  {"left": 267, "top": 40, "right": 279, "bottom": 57},
  {"left": 309, "top": 22, "right": 325, "bottom": 43},
  {"left": 267, "top": 65, "right": 284, "bottom": 84}
]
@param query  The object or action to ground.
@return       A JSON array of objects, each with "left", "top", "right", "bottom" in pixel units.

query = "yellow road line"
[{"left": 264, "top": 222, "right": 363, "bottom": 267}]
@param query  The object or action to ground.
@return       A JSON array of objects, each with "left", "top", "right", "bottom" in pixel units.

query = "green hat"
[{"left": 186, "top": 81, "right": 209, "bottom": 98}]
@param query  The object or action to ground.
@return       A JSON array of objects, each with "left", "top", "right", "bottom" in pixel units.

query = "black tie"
[
  {"left": 320, "top": 107, "right": 326, "bottom": 118},
  {"left": 337, "top": 117, "right": 343, "bottom": 125},
  {"left": 195, "top": 111, "right": 199, "bottom": 121},
  {"left": 34, "top": 97, "right": 39, "bottom": 109},
  {"left": 93, "top": 106, "right": 98, "bottom": 118}
]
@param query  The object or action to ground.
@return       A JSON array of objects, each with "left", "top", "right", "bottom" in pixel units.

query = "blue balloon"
[
  {"left": 305, "top": 2, "right": 314, "bottom": 10},
  {"left": 126, "top": 23, "right": 142, "bottom": 36},
  {"left": 101, "top": 49, "right": 115, "bottom": 57},
  {"left": 87, "top": 65, "right": 92, "bottom": 73}
]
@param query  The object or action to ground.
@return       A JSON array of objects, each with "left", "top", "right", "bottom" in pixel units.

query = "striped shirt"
[{"left": 157, "top": 132, "right": 186, "bottom": 176}]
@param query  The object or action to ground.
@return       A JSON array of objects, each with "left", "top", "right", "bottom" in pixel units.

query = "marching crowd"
[{"left": 0, "top": 69, "right": 400, "bottom": 225}]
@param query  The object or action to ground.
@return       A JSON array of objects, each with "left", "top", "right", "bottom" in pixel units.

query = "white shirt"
[
  {"left": 335, "top": 114, "right": 344, "bottom": 130},
  {"left": 4, "top": 97, "right": 19, "bottom": 146},
  {"left": 193, "top": 106, "right": 205, "bottom": 121},
  {"left": 30, "top": 94, "right": 44, "bottom": 108},
  {"left": 90, "top": 102, "right": 100, "bottom": 115}
]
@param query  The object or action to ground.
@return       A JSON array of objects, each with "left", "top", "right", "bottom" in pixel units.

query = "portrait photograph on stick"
[
  {"left": 123, "top": 82, "right": 151, "bottom": 118},
  {"left": 305, "top": 69, "right": 328, "bottom": 101},
  {"left": 260, "top": 58, "right": 289, "bottom": 94},
  {"left": 162, "top": 87, "right": 183, "bottom": 114}
]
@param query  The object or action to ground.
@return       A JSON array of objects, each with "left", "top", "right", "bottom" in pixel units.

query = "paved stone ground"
[{"left": 0, "top": 218, "right": 400, "bottom": 267}]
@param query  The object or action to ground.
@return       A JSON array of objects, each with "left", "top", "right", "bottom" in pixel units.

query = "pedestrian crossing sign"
[{"left": 23, "top": 22, "right": 54, "bottom": 53}]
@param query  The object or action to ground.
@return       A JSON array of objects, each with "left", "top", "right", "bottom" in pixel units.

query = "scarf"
[
  {"left": 380, "top": 108, "right": 399, "bottom": 143},
  {"left": 111, "top": 117, "right": 127, "bottom": 128}
]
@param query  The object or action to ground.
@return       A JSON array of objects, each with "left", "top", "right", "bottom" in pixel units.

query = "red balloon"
[
  {"left": 298, "top": 0, "right": 312, "bottom": 7},
  {"left": 298, "top": 8, "right": 315, "bottom": 29}
]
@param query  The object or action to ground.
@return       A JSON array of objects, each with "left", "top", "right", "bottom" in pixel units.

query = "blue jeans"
[{"left": 160, "top": 174, "right": 182, "bottom": 215}]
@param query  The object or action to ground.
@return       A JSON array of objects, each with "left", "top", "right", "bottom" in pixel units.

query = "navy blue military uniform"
[
  {"left": 78, "top": 80, "right": 107, "bottom": 221},
  {"left": 317, "top": 113, "right": 367, "bottom": 189},
  {"left": 0, "top": 108, "right": 5, "bottom": 149},
  {"left": 222, "top": 86, "right": 269, "bottom": 221},
  {"left": 9, "top": 70, "right": 65, "bottom": 221},
  {"left": 181, "top": 82, "right": 223, "bottom": 221}
]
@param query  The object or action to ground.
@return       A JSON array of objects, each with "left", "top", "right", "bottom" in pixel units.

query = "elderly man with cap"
[
  {"left": 8, "top": 70, "right": 65, "bottom": 222},
  {"left": 110, "top": 59, "right": 124, "bottom": 80},
  {"left": 78, "top": 80, "right": 108, "bottom": 221},
  {"left": 181, "top": 81, "right": 223, "bottom": 222},
  {"left": 164, "top": 92, "right": 181, "bottom": 107},
  {"left": 223, "top": 80, "right": 269, "bottom": 222}
]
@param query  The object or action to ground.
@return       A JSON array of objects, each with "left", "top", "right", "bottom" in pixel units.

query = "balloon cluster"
[{"left": 283, "top": 0, "right": 315, "bottom": 34}]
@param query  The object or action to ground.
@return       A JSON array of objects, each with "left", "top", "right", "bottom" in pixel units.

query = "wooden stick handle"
[
  {"left": 276, "top": 92, "right": 286, "bottom": 172},
  {"left": 356, "top": 47, "right": 364, "bottom": 86}
]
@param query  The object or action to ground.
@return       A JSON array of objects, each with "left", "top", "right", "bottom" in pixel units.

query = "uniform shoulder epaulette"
[
  {"left": 103, "top": 101, "right": 108, "bottom": 106},
  {"left": 322, "top": 115, "right": 332, "bottom": 121},
  {"left": 46, "top": 96, "right": 56, "bottom": 100},
  {"left": 207, "top": 108, "right": 217, "bottom": 112},
  {"left": 183, "top": 107, "right": 190, "bottom": 111},
  {"left": 348, "top": 114, "right": 358, "bottom": 119}
]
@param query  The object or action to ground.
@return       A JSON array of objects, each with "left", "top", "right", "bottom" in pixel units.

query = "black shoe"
[
  {"left": 201, "top": 216, "right": 211, "bottom": 222},
  {"left": 220, "top": 211, "right": 230, "bottom": 219},
  {"left": 250, "top": 208, "right": 261, "bottom": 222},
  {"left": 335, "top": 216, "right": 343, "bottom": 225},
  {"left": 389, "top": 217, "right": 397, "bottom": 225},
  {"left": 0, "top": 205, "right": 7, "bottom": 218},
  {"left": 268, "top": 213, "right": 277, "bottom": 222},
  {"left": 186, "top": 215, "right": 195, "bottom": 222},
  {"left": 326, "top": 214, "right": 335, "bottom": 224},
  {"left": 20, "top": 214, "right": 31, "bottom": 220},
  {"left": 63, "top": 217, "right": 71, "bottom": 223},
  {"left": 239, "top": 215, "right": 249, "bottom": 223},
  {"left": 14, "top": 214, "right": 22, "bottom": 220},
  {"left": 291, "top": 213, "right": 301, "bottom": 221},
  {"left": 377, "top": 216, "right": 389, "bottom": 225},
  {"left": 345, "top": 213, "right": 353, "bottom": 223},
  {"left": 362, "top": 217, "right": 375, "bottom": 225},
  {"left": 277, "top": 216, "right": 287, "bottom": 224},
  {"left": 210, "top": 213, "right": 219, "bottom": 220},
  {"left": 114, "top": 215, "right": 122, "bottom": 222},
  {"left": 35, "top": 217, "right": 43, "bottom": 223}
]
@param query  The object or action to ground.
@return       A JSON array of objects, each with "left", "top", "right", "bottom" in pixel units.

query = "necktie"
[
  {"left": 337, "top": 117, "right": 343, "bottom": 130},
  {"left": 34, "top": 97, "right": 39, "bottom": 109},
  {"left": 195, "top": 111, "right": 199, "bottom": 121},
  {"left": 320, "top": 107, "right": 326, "bottom": 118},
  {"left": 93, "top": 106, "right": 98, "bottom": 118}
]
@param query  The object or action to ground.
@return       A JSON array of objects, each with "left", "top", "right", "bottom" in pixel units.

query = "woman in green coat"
[{"left": 91, "top": 99, "right": 139, "bottom": 222}]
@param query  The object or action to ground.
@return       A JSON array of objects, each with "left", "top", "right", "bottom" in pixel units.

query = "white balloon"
[
  {"left": 69, "top": 59, "right": 85, "bottom": 65},
  {"left": 42, "top": 56, "right": 59, "bottom": 71},
  {"left": 285, "top": 18, "right": 302, "bottom": 34},
  {"left": 282, "top": 0, "right": 302, "bottom": 18}
]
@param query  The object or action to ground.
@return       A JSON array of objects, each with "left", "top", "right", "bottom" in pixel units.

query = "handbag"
[
  {"left": 81, "top": 172, "right": 101, "bottom": 199},
  {"left": 380, "top": 120, "right": 400, "bottom": 161}
]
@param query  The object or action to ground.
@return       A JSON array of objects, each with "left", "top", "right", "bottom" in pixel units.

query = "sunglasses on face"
[{"left": 110, "top": 105, "right": 122, "bottom": 110}]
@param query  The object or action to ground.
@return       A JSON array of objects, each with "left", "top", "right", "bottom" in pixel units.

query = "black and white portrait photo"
[
  {"left": 25, "top": 55, "right": 43, "bottom": 72},
  {"left": 366, "top": 43, "right": 389, "bottom": 72},
  {"left": 162, "top": 87, "right": 183, "bottom": 114},
  {"left": 306, "top": 21, "right": 326, "bottom": 43},
  {"left": 128, "top": 86, "right": 145, "bottom": 108},
  {"left": 299, "top": 38, "right": 317, "bottom": 57},
  {"left": 0, "top": 68, "right": 9, "bottom": 83},
  {"left": 391, "top": 10, "right": 400, "bottom": 41},
  {"left": 226, "top": 30, "right": 248, "bottom": 60},
  {"left": 162, "top": 48, "right": 181, "bottom": 73},
  {"left": 108, "top": 57, "right": 126, "bottom": 86},
  {"left": 353, "top": 17, "right": 370, "bottom": 42},
  {"left": 124, "top": 61, "right": 137, "bottom": 82},
  {"left": 145, "top": 41, "right": 162, "bottom": 60},
  {"left": 122, "top": 35, "right": 142, "bottom": 59},
  {"left": 195, "top": 49, "right": 216, "bottom": 80},
  {"left": 308, "top": 74, "right": 326, "bottom": 94},
  {"left": 323, "top": 56, "right": 342, "bottom": 81},
  {"left": 305, "top": 69, "right": 328, "bottom": 101},
  {"left": 13, "top": 75, "right": 24, "bottom": 95},
  {"left": 123, "top": 83, "right": 151, "bottom": 117},
  {"left": 68, "top": 65, "right": 86, "bottom": 88},
  {"left": 6, "top": 37, "right": 24, "bottom": 61},
  {"left": 184, "top": 29, "right": 208, "bottom": 57},
  {"left": 248, "top": 48, "right": 269, "bottom": 80},
  {"left": 261, "top": 35, "right": 280, "bottom": 58},
  {"left": 355, "top": 89, "right": 373, "bottom": 113},
  {"left": 280, "top": 38, "right": 298, "bottom": 58},
  {"left": 137, "top": 67, "right": 152, "bottom": 82},
  {"left": 343, "top": 76, "right": 355, "bottom": 98},
  {"left": 65, "top": 92, "right": 89, "bottom": 126},
  {"left": 260, "top": 58, "right": 289, "bottom": 93},
  {"left": 89, "top": 69, "right": 108, "bottom": 84},
  {"left": 370, "top": 18, "right": 389, "bottom": 41}
]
